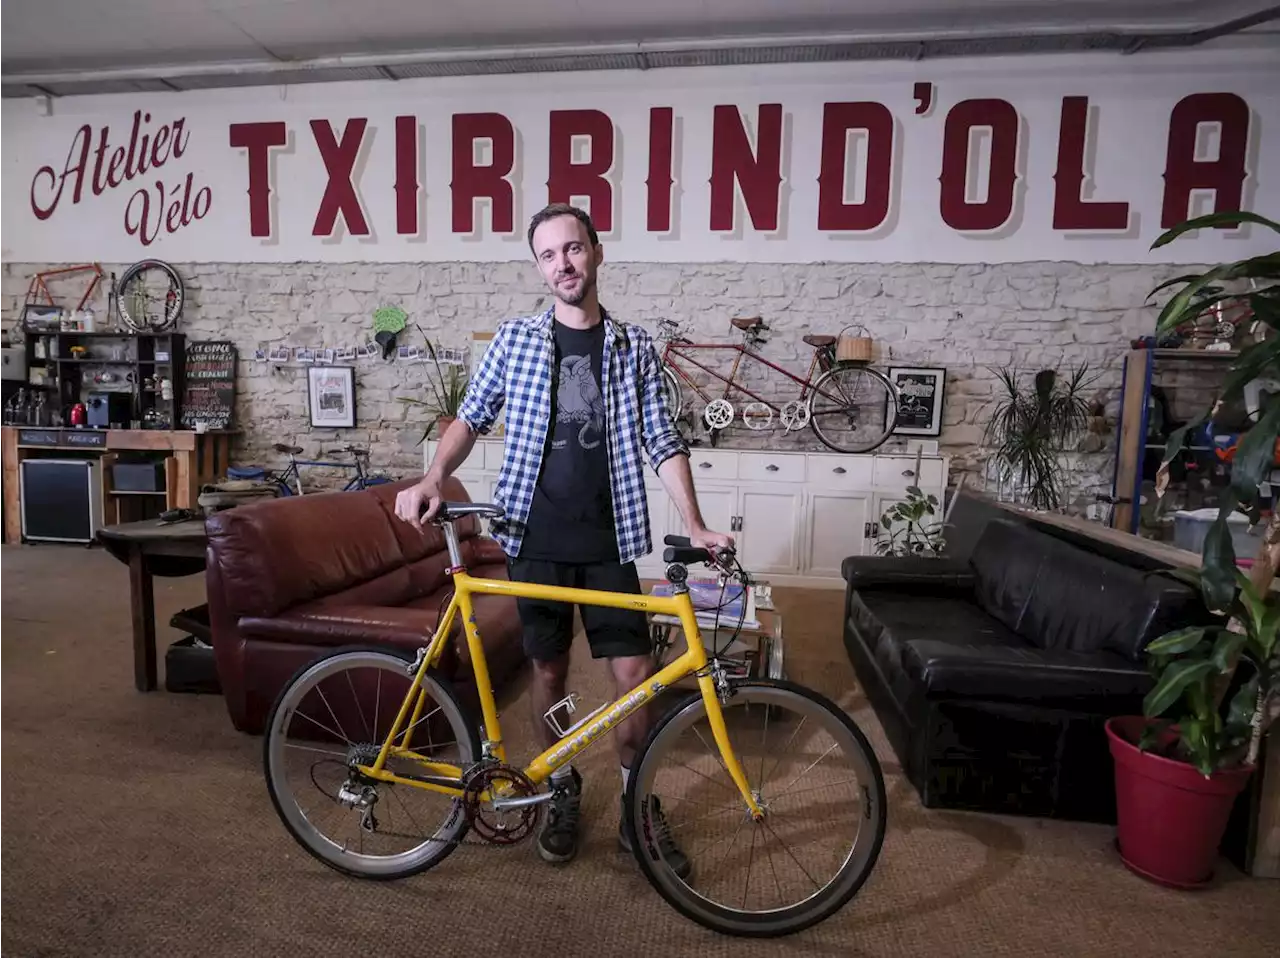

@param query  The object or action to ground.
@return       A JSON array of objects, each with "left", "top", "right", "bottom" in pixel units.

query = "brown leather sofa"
[{"left": 205, "top": 475, "right": 524, "bottom": 735}]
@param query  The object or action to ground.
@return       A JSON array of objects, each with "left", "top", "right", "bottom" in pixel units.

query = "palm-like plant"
[
  {"left": 983, "top": 364, "right": 1095, "bottom": 510},
  {"left": 1146, "top": 209, "right": 1280, "bottom": 774}
]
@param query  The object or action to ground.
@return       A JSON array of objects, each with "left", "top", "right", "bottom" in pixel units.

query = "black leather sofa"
[{"left": 842, "top": 516, "right": 1218, "bottom": 822}]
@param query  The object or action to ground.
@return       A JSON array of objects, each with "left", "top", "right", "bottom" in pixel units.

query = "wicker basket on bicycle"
[{"left": 835, "top": 323, "right": 874, "bottom": 363}]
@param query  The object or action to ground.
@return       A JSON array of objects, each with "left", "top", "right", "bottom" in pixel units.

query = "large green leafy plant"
[{"left": 1146, "top": 210, "right": 1280, "bottom": 775}]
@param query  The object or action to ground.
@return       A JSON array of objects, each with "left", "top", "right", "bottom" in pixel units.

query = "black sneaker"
[
  {"left": 619, "top": 793, "right": 692, "bottom": 881},
  {"left": 537, "top": 767, "right": 583, "bottom": 864}
]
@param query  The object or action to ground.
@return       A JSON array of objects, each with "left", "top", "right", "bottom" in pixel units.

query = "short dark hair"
[{"left": 526, "top": 202, "right": 599, "bottom": 253}]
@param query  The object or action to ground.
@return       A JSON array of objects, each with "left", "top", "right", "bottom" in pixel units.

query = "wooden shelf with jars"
[{"left": 5, "top": 330, "right": 186, "bottom": 432}]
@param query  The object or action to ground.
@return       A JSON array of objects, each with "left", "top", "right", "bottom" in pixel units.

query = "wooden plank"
[
  {"left": 1254, "top": 731, "right": 1280, "bottom": 878},
  {"left": 1112, "top": 349, "right": 1150, "bottom": 535},
  {"left": 993, "top": 499, "right": 1203, "bottom": 571},
  {"left": 128, "top": 546, "right": 158, "bottom": 692},
  {"left": 2, "top": 427, "right": 21, "bottom": 544},
  {"left": 100, "top": 452, "right": 120, "bottom": 527},
  {"left": 163, "top": 456, "right": 179, "bottom": 511},
  {"left": 174, "top": 450, "right": 195, "bottom": 509},
  {"left": 107, "top": 429, "right": 196, "bottom": 452}
]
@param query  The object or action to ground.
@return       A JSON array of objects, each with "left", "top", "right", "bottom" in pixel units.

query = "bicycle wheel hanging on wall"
[{"left": 115, "top": 259, "right": 185, "bottom": 332}]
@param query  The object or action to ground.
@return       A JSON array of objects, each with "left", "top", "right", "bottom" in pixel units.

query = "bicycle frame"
[
  {"left": 353, "top": 521, "right": 764, "bottom": 819},
  {"left": 662, "top": 339, "right": 843, "bottom": 415},
  {"left": 274, "top": 452, "right": 377, "bottom": 495}
]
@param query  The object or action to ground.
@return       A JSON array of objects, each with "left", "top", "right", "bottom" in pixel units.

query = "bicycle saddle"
[
  {"left": 426, "top": 501, "right": 506, "bottom": 522},
  {"left": 730, "top": 316, "right": 763, "bottom": 330},
  {"left": 803, "top": 334, "right": 836, "bottom": 347},
  {"left": 273, "top": 443, "right": 304, "bottom": 455}
]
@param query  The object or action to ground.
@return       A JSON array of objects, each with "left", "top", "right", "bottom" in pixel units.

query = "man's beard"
[{"left": 554, "top": 272, "right": 594, "bottom": 306}]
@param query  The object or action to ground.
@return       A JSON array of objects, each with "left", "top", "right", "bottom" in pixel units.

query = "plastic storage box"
[{"left": 1172, "top": 508, "right": 1261, "bottom": 558}]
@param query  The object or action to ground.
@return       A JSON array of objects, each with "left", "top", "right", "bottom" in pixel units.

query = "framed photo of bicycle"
[
  {"left": 307, "top": 365, "right": 356, "bottom": 428},
  {"left": 886, "top": 366, "right": 946, "bottom": 437}
]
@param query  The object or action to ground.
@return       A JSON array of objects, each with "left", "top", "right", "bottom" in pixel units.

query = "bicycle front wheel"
[
  {"left": 624, "top": 679, "right": 886, "bottom": 937},
  {"left": 263, "top": 646, "right": 479, "bottom": 880},
  {"left": 809, "top": 364, "right": 899, "bottom": 454}
]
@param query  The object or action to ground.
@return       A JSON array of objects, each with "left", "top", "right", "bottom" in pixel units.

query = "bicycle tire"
[
  {"left": 809, "top": 364, "right": 899, "bottom": 454},
  {"left": 263, "top": 645, "right": 480, "bottom": 881},
  {"left": 624, "top": 678, "right": 887, "bottom": 938},
  {"left": 661, "top": 364, "right": 684, "bottom": 423},
  {"left": 115, "top": 259, "right": 185, "bottom": 332}
]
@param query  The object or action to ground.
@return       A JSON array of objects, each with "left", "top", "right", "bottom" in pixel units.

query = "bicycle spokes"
[{"left": 809, "top": 366, "right": 897, "bottom": 454}]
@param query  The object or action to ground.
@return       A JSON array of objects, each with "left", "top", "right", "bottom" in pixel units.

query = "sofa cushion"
[
  {"left": 901, "top": 638, "right": 1153, "bottom": 709},
  {"left": 968, "top": 519, "right": 1042, "bottom": 634},
  {"left": 205, "top": 476, "right": 488, "bottom": 618},
  {"left": 849, "top": 590, "right": 1024, "bottom": 713},
  {"left": 967, "top": 518, "right": 1210, "bottom": 661}
]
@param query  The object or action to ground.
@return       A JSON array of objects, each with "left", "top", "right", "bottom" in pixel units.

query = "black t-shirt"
[{"left": 518, "top": 319, "right": 619, "bottom": 563}]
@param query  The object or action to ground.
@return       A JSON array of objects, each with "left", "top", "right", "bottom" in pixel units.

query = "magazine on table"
[{"left": 650, "top": 577, "right": 760, "bottom": 631}]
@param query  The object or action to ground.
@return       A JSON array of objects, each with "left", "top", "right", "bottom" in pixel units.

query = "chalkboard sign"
[{"left": 182, "top": 341, "right": 237, "bottom": 430}]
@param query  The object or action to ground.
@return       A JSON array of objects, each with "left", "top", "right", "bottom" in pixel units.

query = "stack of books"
[{"left": 650, "top": 577, "right": 760, "bottom": 631}]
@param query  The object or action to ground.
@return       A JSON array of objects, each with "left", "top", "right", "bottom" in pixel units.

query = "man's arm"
[{"left": 395, "top": 328, "right": 506, "bottom": 528}]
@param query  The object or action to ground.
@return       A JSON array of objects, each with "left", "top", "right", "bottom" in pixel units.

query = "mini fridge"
[{"left": 19, "top": 458, "right": 105, "bottom": 544}]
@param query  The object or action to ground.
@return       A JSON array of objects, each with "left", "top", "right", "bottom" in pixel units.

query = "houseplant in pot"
[
  {"left": 1108, "top": 208, "right": 1280, "bottom": 887},
  {"left": 398, "top": 340, "right": 470, "bottom": 444}
]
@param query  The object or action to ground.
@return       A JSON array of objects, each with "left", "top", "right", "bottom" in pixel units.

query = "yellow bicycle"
[{"left": 263, "top": 501, "right": 887, "bottom": 938}]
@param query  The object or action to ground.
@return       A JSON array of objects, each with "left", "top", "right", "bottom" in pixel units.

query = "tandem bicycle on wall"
[{"left": 228, "top": 443, "right": 393, "bottom": 497}]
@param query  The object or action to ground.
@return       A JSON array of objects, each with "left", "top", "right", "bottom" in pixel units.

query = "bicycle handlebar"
[{"left": 662, "top": 534, "right": 739, "bottom": 573}]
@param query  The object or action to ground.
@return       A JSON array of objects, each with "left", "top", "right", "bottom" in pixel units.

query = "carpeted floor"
[{"left": 2, "top": 544, "right": 1277, "bottom": 958}]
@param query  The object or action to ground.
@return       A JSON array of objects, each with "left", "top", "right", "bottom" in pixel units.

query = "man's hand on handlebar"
[
  {"left": 689, "top": 526, "right": 735, "bottom": 554},
  {"left": 394, "top": 474, "right": 443, "bottom": 530}
]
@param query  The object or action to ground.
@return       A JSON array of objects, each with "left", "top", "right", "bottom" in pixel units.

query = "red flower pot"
[{"left": 1106, "top": 716, "right": 1254, "bottom": 888}]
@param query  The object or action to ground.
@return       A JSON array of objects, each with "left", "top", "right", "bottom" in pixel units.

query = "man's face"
[{"left": 531, "top": 214, "right": 602, "bottom": 306}]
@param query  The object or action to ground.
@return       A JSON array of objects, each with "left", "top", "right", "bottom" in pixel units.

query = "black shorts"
[{"left": 506, "top": 556, "right": 651, "bottom": 662}]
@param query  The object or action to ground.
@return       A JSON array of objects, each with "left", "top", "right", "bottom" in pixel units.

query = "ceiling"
[{"left": 3, "top": 0, "right": 1278, "bottom": 99}]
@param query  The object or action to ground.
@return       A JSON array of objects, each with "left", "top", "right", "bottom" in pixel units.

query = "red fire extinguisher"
[{"left": 68, "top": 402, "right": 87, "bottom": 427}]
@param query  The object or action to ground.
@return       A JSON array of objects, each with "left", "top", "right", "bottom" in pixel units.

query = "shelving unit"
[
  {"left": 1110, "top": 347, "right": 1241, "bottom": 537},
  {"left": 14, "top": 326, "right": 185, "bottom": 430}
]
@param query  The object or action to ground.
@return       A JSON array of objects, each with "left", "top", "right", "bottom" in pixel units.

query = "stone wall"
[{"left": 2, "top": 258, "right": 1207, "bottom": 507}]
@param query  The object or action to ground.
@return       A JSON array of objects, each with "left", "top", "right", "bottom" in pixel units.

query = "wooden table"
[
  {"left": 649, "top": 602, "right": 784, "bottom": 682},
  {"left": 97, "top": 517, "right": 208, "bottom": 691},
  {"left": 2, "top": 426, "right": 234, "bottom": 544}
]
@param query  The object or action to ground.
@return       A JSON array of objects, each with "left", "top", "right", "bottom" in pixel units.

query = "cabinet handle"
[
  {"left": 902, "top": 469, "right": 915, "bottom": 477},
  {"left": 766, "top": 464, "right": 779, "bottom": 472},
  {"left": 833, "top": 466, "right": 846, "bottom": 474},
  {"left": 698, "top": 461, "right": 712, "bottom": 469}
]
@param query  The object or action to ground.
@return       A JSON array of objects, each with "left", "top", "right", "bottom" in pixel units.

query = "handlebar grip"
[{"left": 664, "top": 534, "right": 692, "bottom": 547}]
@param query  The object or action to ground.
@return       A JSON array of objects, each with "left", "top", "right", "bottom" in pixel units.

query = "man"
[{"left": 394, "top": 202, "right": 734, "bottom": 872}]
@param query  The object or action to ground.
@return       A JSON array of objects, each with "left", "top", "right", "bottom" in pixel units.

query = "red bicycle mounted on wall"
[{"left": 656, "top": 316, "right": 900, "bottom": 454}]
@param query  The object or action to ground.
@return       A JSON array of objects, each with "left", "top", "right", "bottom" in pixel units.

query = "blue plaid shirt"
[{"left": 456, "top": 307, "right": 689, "bottom": 564}]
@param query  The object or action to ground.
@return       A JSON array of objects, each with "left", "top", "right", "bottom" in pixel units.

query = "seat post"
[{"left": 441, "top": 520, "right": 463, "bottom": 569}]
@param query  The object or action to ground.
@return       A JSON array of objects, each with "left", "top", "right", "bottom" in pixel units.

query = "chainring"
[{"left": 461, "top": 763, "right": 541, "bottom": 845}]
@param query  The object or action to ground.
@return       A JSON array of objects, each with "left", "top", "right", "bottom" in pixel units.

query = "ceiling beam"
[{"left": 4, "top": 10, "right": 1278, "bottom": 98}]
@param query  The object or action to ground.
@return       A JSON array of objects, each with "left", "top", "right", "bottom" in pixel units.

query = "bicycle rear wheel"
[
  {"left": 662, "top": 364, "right": 685, "bottom": 423},
  {"left": 263, "top": 646, "right": 479, "bottom": 880},
  {"left": 624, "top": 678, "right": 886, "bottom": 937},
  {"left": 809, "top": 364, "right": 899, "bottom": 454}
]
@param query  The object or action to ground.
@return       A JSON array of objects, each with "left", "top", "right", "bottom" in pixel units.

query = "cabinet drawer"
[
  {"left": 482, "top": 441, "right": 508, "bottom": 472},
  {"left": 874, "top": 456, "right": 943, "bottom": 490},
  {"left": 738, "top": 452, "right": 805, "bottom": 483},
  {"left": 688, "top": 450, "right": 738, "bottom": 481},
  {"left": 805, "top": 455, "right": 874, "bottom": 490}
]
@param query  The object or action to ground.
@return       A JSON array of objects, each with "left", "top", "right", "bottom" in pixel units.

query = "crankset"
[{"left": 461, "top": 763, "right": 548, "bottom": 845}]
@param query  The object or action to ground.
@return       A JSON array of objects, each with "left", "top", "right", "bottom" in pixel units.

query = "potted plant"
[
  {"left": 982, "top": 362, "right": 1096, "bottom": 510},
  {"left": 1107, "top": 209, "right": 1280, "bottom": 888},
  {"left": 875, "top": 484, "right": 946, "bottom": 557},
  {"left": 399, "top": 341, "right": 470, "bottom": 444}
]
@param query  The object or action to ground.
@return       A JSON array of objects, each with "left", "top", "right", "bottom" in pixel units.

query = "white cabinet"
[{"left": 425, "top": 441, "right": 950, "bottom": 588}]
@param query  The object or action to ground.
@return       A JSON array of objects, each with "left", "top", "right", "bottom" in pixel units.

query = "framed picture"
[
  {"left": 308, "top": 365, "right": 356, "bottom": 428},
  {"left": 887, "top": 366, "right": 946, "bottom": 437}
]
